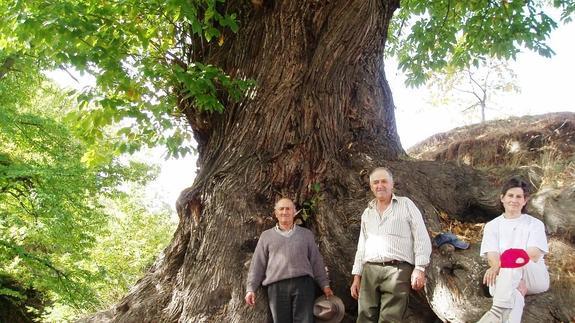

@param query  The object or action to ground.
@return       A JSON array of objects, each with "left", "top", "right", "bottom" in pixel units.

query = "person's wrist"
[
  {"left": 415, "top": 266, "right": 425, "bottom": 272},
  {"left": 486, "top": 266, "right": 499, "bottom": 276}
]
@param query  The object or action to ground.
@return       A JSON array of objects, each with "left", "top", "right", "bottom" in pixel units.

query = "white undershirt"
[{"left": 499, "top": 216, "right": 524, "bottom": 251}]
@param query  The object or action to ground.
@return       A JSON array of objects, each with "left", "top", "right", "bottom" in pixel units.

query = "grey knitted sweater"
[{"left": 246, "top": 225, "right": 330, "bottom": 292}]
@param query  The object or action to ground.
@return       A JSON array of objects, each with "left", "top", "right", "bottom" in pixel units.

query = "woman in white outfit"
[{"left": 478, "top": 177, "right": 550, "bottom": 323}]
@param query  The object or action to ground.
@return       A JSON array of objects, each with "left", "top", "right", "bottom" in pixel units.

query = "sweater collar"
[{"left": 274, "top": 223, "right": 298, "bottom": 237}]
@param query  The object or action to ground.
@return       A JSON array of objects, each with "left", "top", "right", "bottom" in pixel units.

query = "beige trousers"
[
  {"left": 489, "top": 260, "right": 549, "bottom": 323},
  {"left": 357, "top": 262, "right": 413, "bottom": 323}
]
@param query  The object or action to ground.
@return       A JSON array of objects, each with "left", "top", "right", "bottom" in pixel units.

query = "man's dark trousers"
[{"left": 267, "top": 275, "right": 315, "bottom": 323}]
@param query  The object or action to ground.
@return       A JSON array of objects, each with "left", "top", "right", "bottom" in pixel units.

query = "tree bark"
[{"left": 83, "top": 1, "right": 573, "bottom": 322}]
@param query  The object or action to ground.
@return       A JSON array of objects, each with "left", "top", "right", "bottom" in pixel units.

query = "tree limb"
[
  {"left": 0, "top": 239, "right": 69, "bottom": 280},
  {"left": 442, "top": 0, "right": 453, "bottom": 28},
  {"left": 0, "top": 56, "right": 16, "bottom": 79},
  {"left": 58, "top": 65, "right": 80, "bottom": 83}
]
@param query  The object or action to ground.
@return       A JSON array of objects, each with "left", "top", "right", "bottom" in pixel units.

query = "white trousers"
[{"left": 489, "top": 260, "right": 550, "bottom": 323}]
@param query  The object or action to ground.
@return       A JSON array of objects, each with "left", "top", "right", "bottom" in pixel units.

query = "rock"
[{"left": 439, "top": 243, "right": 456, "bottom": 255}]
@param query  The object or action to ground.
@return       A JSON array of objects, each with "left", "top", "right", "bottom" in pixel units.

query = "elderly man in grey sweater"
[{"left": 245, "top": 198, "right": 333, "bottom": 323}]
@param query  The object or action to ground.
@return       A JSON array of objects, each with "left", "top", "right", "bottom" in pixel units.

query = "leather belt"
[{"left": 367, "top": 260, "right": 406, "bottom": 266}]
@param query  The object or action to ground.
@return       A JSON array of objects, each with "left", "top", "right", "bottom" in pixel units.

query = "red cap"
[{"left": 500, "top": 249, "right": 530, "bottom": 269}]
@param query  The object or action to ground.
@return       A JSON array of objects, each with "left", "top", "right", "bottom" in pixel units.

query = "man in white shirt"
[{"left": 350, "top": 167, "right": 432, "bottom": 322}]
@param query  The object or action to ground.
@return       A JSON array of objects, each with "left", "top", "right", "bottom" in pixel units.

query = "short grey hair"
[
  {"left": 274, "top": 197, "right": 295, "bottom": 210},
  {"left": 369, "top": 167, "right": 393, "bottom": 183}
]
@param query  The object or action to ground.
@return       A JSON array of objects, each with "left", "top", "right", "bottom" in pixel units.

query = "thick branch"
[
  {"left": 0, "top": 56, "right": 16, "bottom": 79},
  {"left": 0, "top": 240, "right": 69, "bottom": 280}
]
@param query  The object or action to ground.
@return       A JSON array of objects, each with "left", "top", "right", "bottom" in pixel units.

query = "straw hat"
[{"left": 313, "top": 295, "right": 345, "bottom": 323}]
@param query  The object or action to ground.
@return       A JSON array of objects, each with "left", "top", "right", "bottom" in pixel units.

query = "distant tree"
[
  {"left": 41, "top": 193, "right": 176, "bottom": 322},
  {"left": 0, "top": 59, "right": 175, "bottom": 321},
  {"left": 1, "top": 60, "right": 99, "bottom": 308},
  {"left": 428, "top": 58, "right": 521, "bottom": 123}
]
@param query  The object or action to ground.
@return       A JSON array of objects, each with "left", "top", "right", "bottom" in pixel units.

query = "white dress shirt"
[{"left": 352, "top": 195, "right": 432, "bottom": 275}]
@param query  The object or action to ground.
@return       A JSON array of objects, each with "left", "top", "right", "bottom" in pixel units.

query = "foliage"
[
  {"left": 301, "top": 183, "right": 322, "bottom": 222},
  {"left": 388, "top": 0, "right": 573, "bottom": 86},
  {"left": 1, "top": 62, "right": 104, "bottom": 312},
  {"left": 427, "top": 58, "right": 520, "bottom": 122},
  {"left": 0, "top": 60, "right": 175, "bottom": 321},
  {"left": 1, "top": 0, "right": 572, "bottom": 161},
  {"left": 0, "top": 0, "right": 253, "bottom": 159},
  {"left": 86, "top": 194, "right": 175, "bottom": 307},
  {"left": 40, "top": 193, "right": 176, "bottom": 322}
]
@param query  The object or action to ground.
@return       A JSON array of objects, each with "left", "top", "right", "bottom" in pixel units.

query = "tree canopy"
[
  {"left": 2, "top": 0, "right": 573, "bottom": 157},
  {"left": 388, "top": 1, "right": 573, "bottom": 86},
  {"left": 1, "top": 0, "right": 252, "bottom": 159}
]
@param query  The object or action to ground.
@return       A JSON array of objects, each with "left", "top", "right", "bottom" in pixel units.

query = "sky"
[
  {"left": 49, "top": 21, "right": 575, "bottom": 214},
  {"left": 391, "top": 21, "right": 575, "bottom": 148}
]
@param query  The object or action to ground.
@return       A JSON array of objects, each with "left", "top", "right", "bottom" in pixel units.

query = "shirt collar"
[
  {"left": 275, "top": 223, "right": 296, "bottom": 233},
  {"left": 368, "top": 194, "right": 397, "bottom": 209}
]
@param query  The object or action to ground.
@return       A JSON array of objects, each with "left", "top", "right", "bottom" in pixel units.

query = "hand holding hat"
[{"left": 313, "top": 295, "right": 345, "bottom": 323}]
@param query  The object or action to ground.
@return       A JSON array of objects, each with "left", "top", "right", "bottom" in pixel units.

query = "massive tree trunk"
[{"left": 84, "top": 1, "right": 573, "bottom": 322}]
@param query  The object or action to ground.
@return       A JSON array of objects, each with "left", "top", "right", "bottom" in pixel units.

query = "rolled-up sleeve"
[
  {"left": 527, "top": 218, "right": 549, "bottom": 254},
  {"left": 480, "top": 221, "right": 499, "bottom": 257},
  {"left": 352, "top": 211, "right": 367, "bottom": 275},
  {"left": 407, "top": 199, "right": 431, "bottom": 267}
]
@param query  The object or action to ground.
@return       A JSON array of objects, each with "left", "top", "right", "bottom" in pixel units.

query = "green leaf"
[{"left": 0, "top": 287, "right": 26, "bottom": 300}]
